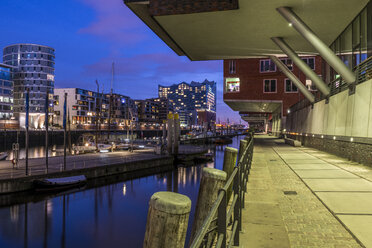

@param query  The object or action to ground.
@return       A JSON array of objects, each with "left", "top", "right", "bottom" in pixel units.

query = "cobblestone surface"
[{"left": 247, "top": 136, "right": 361, "bottom": 248}]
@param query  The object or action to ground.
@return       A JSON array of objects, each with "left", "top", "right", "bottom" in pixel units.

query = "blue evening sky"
[{"left": 0, "top": 0, "right": 243, "bottom": 124}]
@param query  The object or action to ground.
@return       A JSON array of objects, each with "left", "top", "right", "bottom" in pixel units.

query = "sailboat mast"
[{"left": 108, "top": 62, "right": 114, "bottom": 140}]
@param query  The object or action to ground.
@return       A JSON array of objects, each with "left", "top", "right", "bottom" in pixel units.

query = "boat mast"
[{"left": 108, "top": 62, "right": 114, "bottom": 140}]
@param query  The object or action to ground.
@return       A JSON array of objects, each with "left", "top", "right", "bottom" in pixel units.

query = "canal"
[{"left": 0, "top": 136, "right": 244, "bottom": 248}]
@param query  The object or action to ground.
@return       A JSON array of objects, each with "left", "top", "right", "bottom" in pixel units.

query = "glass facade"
[
  {"left": 0, "top": 64, "right": 13, "bottom": 119},
  {"left": 327, "top": 2, "right": 371, "bottom": 82},
  {"left": 3, "top": 44, "right": 55, "bottom": 115},
  {"left": 158, "top": 80, "right": 216, "bottom": 126}
]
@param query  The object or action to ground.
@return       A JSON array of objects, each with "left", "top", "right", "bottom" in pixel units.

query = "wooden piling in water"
[
  {"left": 190, "top": 168, "right": 227, "bottom": 244},
  {"left": 223, "top": 147, "right": 238, "bottom": 202},
  {"left": 143, "top": 191, "right": 191, "bottom": 248}
]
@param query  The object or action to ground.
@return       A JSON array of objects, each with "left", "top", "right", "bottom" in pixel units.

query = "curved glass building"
[
  {"left": 0, "top": 63, "right": 13, "bottom": 119},
  {"left": 3, "top": 44, "right": 55, "bottom": 117}
]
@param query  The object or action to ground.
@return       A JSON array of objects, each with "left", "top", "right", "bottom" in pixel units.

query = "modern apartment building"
[
  {"left": 53, "top": 88, "right": 137, "bottom": 130},
  {"left": 106, "top": 93, "right": 137, "bottom": 127},
  {"left": 158, "top": 80, "right": 216, "bottom": 126},
  {"left": 3, "top": 44, "right": 55, "bottom": 117},
  {"left": 135, "top": 98, "right": 159, "bottom": 125},
  {"left": 0, "top": 63, "right": 13, "bottom": 120}
]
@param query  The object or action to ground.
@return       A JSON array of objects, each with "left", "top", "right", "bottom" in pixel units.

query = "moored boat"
[
  {"left": 0, "top": 152, "right": 8, "bottom": 161},
  {"left": 34, "top": 175, "right": 87, "bottom": 192}
]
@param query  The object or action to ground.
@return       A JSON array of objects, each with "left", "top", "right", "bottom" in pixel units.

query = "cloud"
[
  {"left": 78, "top": 0, "right": 148, "bottom": 44},
  {"left": 83, "top": 52, "right": 222, "bottom": 79}
]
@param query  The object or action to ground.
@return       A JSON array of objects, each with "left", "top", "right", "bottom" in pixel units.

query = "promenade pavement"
[{"left": 240, "top": 135, "right": 371, "bottom": 248}]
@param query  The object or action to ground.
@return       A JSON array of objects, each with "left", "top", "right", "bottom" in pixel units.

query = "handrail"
[
  {"left": 289, "top": 56, "right": 372, "bottom": 114},
  {"left": 190, "top": 132, "right": 254, "bottom": 248}
]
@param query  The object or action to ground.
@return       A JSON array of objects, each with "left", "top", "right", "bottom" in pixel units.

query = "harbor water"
[{"left": 0, "top": 136, "right": 244, "bottom": 248}]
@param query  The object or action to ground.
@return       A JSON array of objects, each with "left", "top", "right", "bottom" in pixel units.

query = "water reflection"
[
  {"left": 0, "top": 136, "right": 244, "bottom": 248},
  {"left": 5, "top": 145, "right": 64, "bottom": 160}
]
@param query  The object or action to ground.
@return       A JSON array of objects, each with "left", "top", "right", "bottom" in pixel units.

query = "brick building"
[{"left": 224, "top": 56, "right": 324, "bottom": 132}]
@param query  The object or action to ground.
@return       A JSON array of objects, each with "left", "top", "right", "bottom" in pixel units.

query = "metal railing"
[
  {"left": 289, "top": 56, "right": 372, "bottom": 113},
  {"left": 189, "top": 133, "right": 254, "bottom": 248},
  {"left": 355, "top": 56, "right": 372, "bottom": 85}
]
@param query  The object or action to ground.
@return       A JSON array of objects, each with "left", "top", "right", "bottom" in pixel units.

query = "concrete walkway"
[{"left": 240, "top": 135, "right": 370, "bottom": 248}]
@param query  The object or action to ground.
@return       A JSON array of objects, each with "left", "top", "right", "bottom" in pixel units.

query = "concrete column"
[
  {"left": 271, "top": 37, "right": 330, "bottom": 96},
  {"left": 190, "top": 168, "right": 227, "bottom": 244},
  {"left": 223, "top": 147, "right": 238, "bottom": 201},
  {"left": 143, "top": 191, "right": 191, "bottom": 248},
  {"left": 277, "top": 7, "right": 356, "bottom": 84},
  {"left": 270, "top": 56, "right": 315, "bottom": 102}
]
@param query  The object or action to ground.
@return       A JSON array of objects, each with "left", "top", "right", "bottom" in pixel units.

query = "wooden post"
[
  {"left": 223, "top": 147, "right": 238, "bottom": 202},
  {"left": 143, "top": 191, "right": 191, "bottom": 248},
  {"left": 167, "top": 113, "right": 174, "bottom": 155},
  {"left": 190, "top": 168, "right": 227, "bottom": 244},
  {"left": 174, "top": 113, "right": 180, "bottom": 155}
]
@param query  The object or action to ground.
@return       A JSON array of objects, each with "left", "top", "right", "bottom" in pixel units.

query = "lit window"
[
  {"left": 260, "top": 59, "right": 276, "bottom": 73},
  {"left": 285, "top": 79, "right": 298, "bottom": 93},
  {"left": 225, "top": 78, "right": 240, "bottom": 93},
  {"left": 263, "top": 79, "right": 276, "bottom": 93}
]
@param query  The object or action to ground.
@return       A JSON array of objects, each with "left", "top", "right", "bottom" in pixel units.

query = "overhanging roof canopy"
[
  {"left": 224, "top": 99, "right": 282, "bottom": 114},
  {"left": 125, "top": 0, "right": 368, "bottom": 61}
]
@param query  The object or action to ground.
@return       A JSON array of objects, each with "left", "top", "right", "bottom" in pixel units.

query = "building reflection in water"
[{"left": 0, "top": 137, "right": 244, "bottom": 248}]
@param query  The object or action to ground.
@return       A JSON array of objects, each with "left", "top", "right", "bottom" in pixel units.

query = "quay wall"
[{"left": 0, "top": 156, "right": 174, "bottom": 195}]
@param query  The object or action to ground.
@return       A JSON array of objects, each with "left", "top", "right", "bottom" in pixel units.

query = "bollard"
[
  {"left": 223, "top": 147, "right": 238, "bottom": 202},
  {"left": 190, "top": 168, "right": 227, "bottom": 244},
  {"left": 143, "top": 191, "right": 191, "bottom": 248}
]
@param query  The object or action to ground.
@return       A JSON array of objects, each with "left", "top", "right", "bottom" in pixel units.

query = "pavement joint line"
[
  {"left": 271, "top": 141, "right": 366, "bottom": 248},
  {"left": 298, "top": 177, "right": 362, "bottom": 179},
  {"left": 298, "top": 147, "right": 372, "bottom": 183},
  {"left": 335, "top": 213, "right": 372, "bottom": 216},
  {"left": 314, "top": 190, "right": 372, "bottom": 193}
]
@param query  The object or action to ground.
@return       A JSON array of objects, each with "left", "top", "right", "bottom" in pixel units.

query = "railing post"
[
  {"left": 217, "top": 189, "right": 227, "bottom": 248},
  {"left": 233, "top": 166, "right": 241, "bottom": 245}
]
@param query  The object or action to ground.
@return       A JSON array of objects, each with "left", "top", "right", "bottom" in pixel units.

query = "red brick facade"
[
  {"left": 149, "top": 0, "right": 239, "bottom": 16},
  {"left": 223, "top": 56, "right": 324, "bottom": 116}
]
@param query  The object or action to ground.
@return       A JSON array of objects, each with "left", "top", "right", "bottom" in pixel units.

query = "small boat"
[
  {"left": 115, "top": 143, "right": 130, "bottom": 150},
  {"left": 98, "top": 143, "right": 112, "bottom": 153},
  {"left": 34, "top": 175, "right": 87, "bottom": 192},
  {"left": 0, "top": 152, "right": 8, "bottom": 161},
  {"left": 73, "top": 145, "right": 97, "bottom": 154}
]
